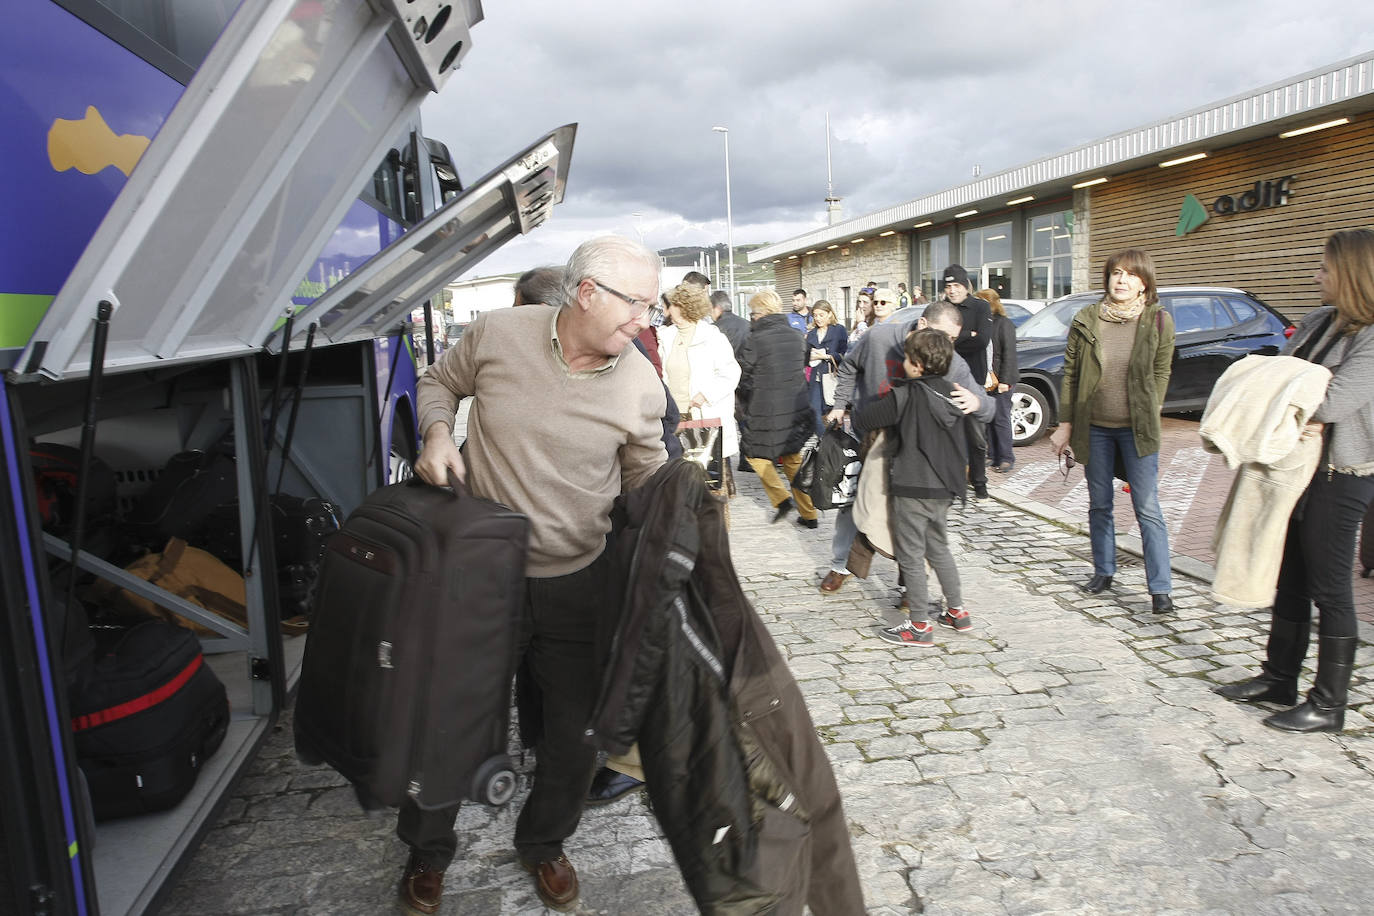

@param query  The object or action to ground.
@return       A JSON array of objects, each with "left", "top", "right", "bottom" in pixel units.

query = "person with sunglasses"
[
  {"left": 407, "top": 236, "right": 669, "bottom": 914},
  {"left": 1049, "top": 248, "right": 1176, "bottom": 613}
]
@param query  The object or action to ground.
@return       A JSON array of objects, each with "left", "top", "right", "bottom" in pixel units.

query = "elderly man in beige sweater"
[{"left": 398, "top": 236, "right": 667, "bottom": 915}]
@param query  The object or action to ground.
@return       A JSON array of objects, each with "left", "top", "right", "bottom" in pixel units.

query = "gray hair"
[
  {"left": 561, "top": 235, "right": 661, "bottom": 308},
  {"left": 514, "top": 266, "right": 565, "bottom": 306},
  {"left": 709, "top": 290, "right": 732, "bottom": 310},
  {"left": 922, "top": 299, "right": 962, "bottom": 328}
]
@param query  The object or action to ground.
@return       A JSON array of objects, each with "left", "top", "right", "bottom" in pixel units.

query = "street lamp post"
[{"left": 711, "top": 126, "right": 736, "bottom": 304}]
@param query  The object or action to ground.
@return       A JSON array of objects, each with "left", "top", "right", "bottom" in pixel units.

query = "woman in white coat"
[{"left": 658, "top": 282, "right": 742, "bottom": 467}]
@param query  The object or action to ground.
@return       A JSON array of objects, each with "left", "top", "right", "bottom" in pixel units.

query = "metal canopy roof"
[
  {"left": 275, "top": 124, "right": 576, "bottom": 351},
  {"left": 12, "top": 0, "right": 483, "bottom": 382},
  {"left": 751, "top": 52, "right": 1374, "bottom": 263}
]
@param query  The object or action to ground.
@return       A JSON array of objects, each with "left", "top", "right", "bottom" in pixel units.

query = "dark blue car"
[{"left": 1011, "top": 287, "right": 1295, "bottom": 445}]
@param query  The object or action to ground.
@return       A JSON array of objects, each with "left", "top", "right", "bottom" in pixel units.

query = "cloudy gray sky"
[{"left": 420, "top": 0, "right": 1374, "bottom": 277}]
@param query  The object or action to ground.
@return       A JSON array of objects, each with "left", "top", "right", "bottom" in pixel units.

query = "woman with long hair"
[
  {"left": 978, "top": 288, "right": 1019, "bottom": 472},
  {"left": 1049, "top": 249, "right": 1176, "bottom": 612},
  {"left": 806, "top": 300, "right": 848, "bottom": 435},
  {"left": 1216, "top": 228, "right": 1374, "bottom": 732}
]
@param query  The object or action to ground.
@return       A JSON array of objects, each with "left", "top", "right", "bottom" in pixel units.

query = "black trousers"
[
  {"left": 966, "top": 421, "right": 988, "bottom": 489},
  {"left": 396, "top": 551, "right": 607, "bottom": 868},
  {"left": 1273, "top": 470, "right": 1374, "bottom": 639}
]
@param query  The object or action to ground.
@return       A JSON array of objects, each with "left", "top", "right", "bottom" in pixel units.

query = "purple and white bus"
[{"left": 0, "top": 2, "right": 574, "bottom": 912}]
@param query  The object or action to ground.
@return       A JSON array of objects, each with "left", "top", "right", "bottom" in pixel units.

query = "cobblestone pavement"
[{"left": 166, "top": 470, "right": 1374, "bottom": 915}]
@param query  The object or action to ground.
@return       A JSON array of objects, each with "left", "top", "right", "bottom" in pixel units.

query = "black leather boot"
[
  {"left": 1214, "top": 614, "right": 1308, "bottom": 705},
  {"left": 1264, "top": 635, "right": 1357, "bottom": 733}
]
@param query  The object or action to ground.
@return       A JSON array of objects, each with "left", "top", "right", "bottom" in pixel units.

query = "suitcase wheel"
[{"left": 472, "top": 755, "right": 517, "bottom": 807}]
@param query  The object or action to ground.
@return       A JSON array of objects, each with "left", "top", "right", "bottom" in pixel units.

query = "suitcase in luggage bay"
[
  {"left": 69, "top": 620, "right": 230, "bottom": 821},
  {"left": 294, "top": 477, "right": 528, "bottom": 810}
]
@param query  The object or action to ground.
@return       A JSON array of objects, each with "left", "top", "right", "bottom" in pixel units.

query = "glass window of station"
[
  {"left": 1028, "top": 210, "right": 1073, "bottom": 300},
  {"left": 918, "top": 236, "right": 949, "bottom": 300},
  {"left": 961, "top": 222, "right": 1013, "bottom": 297}
]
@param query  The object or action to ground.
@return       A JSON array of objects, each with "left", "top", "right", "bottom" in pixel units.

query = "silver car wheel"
[{"left": 1010, "top": 385, "right": 1049, "bottom": 445}]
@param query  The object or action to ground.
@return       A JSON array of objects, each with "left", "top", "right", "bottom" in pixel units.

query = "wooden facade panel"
[
  {"left": 1089, "top": 115, "right": 1374, "bottom": 318},
  {"left": 773, "top": 260, "right": 801, "bottom": 297}
]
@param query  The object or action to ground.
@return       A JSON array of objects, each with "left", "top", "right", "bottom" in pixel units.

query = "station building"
[{"left": 750, "top": 52, "right": 1374, "bottom": 324}]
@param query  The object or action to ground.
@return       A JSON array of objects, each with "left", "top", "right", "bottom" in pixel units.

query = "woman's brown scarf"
[{"left": 1099, "top": 293, "right": 1146, "bottom": 323}]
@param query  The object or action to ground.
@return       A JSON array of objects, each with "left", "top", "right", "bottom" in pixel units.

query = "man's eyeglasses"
[
  {"left": 1059, "top": 449, "right": 1076, "bottom": 483},
  {"left": 593, "top": 280, "right": 658, "bottom": 320}
]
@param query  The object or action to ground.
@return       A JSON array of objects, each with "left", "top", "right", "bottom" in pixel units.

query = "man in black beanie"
[{"left": 940, "top": 264, "right": 995, "bottom": 498}]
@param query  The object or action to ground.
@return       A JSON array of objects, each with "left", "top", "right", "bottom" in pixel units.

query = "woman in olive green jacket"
[{"left": 1049, "top": 249, "right": 1176, "bottom": 612}]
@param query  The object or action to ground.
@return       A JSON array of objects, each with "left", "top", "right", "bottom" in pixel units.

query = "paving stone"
[
  {"left": 168, "top": 473, "right": 1374, "bottom": 915},
  {"left": 921, "top": 731, "right": 986, "bottom": 752}
]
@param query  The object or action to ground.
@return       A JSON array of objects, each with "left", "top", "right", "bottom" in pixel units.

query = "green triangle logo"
[{"left": 1176, "top": 193, "right": 1209, "bottom": 236}]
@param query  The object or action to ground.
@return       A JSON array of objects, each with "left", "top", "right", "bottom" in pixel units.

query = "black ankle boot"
[
  {"left": 1264, "top": 635, "right": 1357, "bottom": 733},
  {"left": 1214, "top": 614, "right": 1308, "bottom": 706},
  {"left": 1215, "top": 673, "right": 1298, "bottom": 705}
]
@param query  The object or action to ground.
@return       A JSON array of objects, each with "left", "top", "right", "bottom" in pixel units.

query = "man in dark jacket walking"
[
  {"left": 739, "top": 290, "right": 818, "bottom": 527},
  {"left": 938, "top": 265, "right": 995, "bottom": 498},
  {"left": 710, "top": 290, "right": 750, "bottom": 355}
]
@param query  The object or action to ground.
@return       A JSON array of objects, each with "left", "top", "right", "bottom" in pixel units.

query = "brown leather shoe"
[
  {"left": 398, "top": 855, "right": 444, "bottom": 915},
  {"left": 521, "top": 854, "right": 579, "bottom": 911},
  {"left": 819, "top": 570, "right": 850, "bottom": 594}
]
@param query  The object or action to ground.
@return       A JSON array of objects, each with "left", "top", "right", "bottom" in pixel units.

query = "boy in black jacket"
[{"left": 856, "top": 328, "right": 972, "bottom": 647}]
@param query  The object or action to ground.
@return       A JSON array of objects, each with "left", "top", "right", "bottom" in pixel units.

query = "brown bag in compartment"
[{"left": 94, "top": 538, "right": 248, "bottom": 637}]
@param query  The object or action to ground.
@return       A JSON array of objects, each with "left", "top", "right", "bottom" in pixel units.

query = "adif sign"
[
  {"left": 1176, "top": 176, "right": 1295, "bottom": 236},
  {"left": 1212, "top": 176, "right": 1295, "bottom": 215}
]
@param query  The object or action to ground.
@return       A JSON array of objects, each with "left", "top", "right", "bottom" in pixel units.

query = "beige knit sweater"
[{"left": 417, "top": 305, "right": 667, "bottom": 577}]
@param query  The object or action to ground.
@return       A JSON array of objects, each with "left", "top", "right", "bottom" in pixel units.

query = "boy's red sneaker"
[
  {"left": 937, "top": 608, "right": 973, "bottom": 632},
  {"left": 877, "top": 621, "right": 935, "bottom": 647}
]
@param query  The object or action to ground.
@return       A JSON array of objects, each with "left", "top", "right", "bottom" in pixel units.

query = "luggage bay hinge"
[
  {"left": 251, "top": 657, "right": 271, "bottom": 680},
  {"left": 378, "top": 641, "right": 394, "bottom": 669}
]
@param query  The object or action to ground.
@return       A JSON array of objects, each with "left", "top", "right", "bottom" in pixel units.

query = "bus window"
[{"left": 58, "top": 0, "right": 238, "bottom": 82}]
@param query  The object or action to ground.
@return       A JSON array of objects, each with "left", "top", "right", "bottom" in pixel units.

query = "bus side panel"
[
  {"left": 0, "top": 0, "right": 181, "bottom": 333},
  {"left": 0, "top": 386, "right": 94, "bottom": 916}
]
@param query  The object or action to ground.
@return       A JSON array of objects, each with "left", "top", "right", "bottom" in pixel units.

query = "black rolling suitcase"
[
  {"left": 69, "top": 620, "right": 231, "bottom": 820},
  {"left": 294, "top": 477, "right": 528, "bottom": 811}
]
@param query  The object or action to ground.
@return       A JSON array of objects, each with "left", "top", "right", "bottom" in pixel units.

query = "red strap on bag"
[{"left": 71, "top": 654, "right": 203, "bottom": 732}]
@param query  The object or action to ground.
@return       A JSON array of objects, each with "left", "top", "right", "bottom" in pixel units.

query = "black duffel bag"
[{"left": 69, "top": 620, "right": 230, "bottom": 820}]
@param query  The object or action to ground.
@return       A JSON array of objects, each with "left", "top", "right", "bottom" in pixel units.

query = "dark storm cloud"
[{"left": 421, "top": 0, "right": 1373, "bottom": 272}]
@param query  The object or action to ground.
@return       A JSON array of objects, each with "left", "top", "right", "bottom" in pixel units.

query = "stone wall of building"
[
  {"left": 797, "top": 233, "right": 912, "bottom": 325},
  {"left": 1073, "top": 187, "right": 1093, "bottom": 294}
]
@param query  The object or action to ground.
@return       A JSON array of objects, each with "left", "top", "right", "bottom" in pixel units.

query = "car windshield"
[{"left": 1016, "top": 294, "right": 1098, "bottom": 340}]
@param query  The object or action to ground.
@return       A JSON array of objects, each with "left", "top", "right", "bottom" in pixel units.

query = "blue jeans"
[
  {"left": 1085, "top": 425, "right": 1172, "bottom": 594},
  {"left": 830, "top": 502, "right": 858, "bottom": 570}
]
